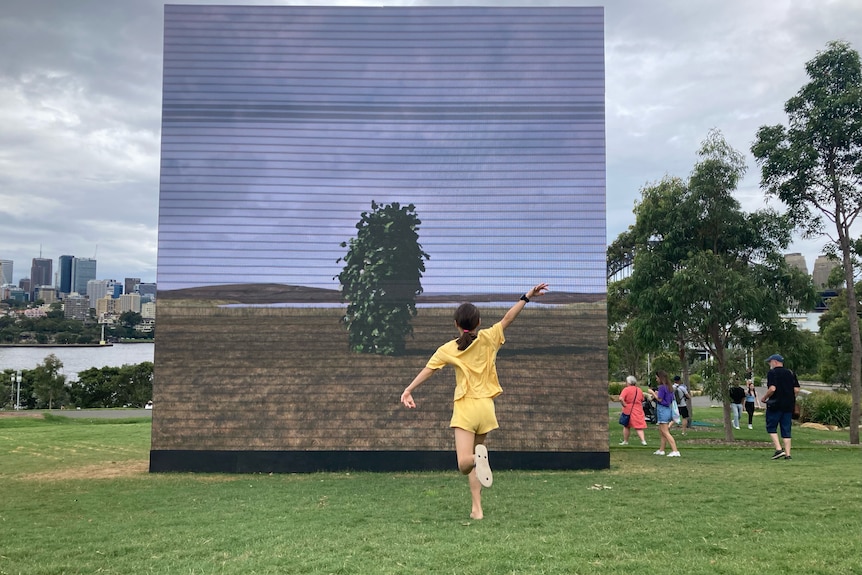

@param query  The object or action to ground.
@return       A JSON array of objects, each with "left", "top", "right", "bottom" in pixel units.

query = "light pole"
[{"left": 14, "top": 371, "right": 21, "bottom": 410}]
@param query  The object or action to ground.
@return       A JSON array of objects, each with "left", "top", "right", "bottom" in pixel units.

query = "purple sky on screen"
[{"left": 156, "top": 5, "right": 606, "bottom": 294}]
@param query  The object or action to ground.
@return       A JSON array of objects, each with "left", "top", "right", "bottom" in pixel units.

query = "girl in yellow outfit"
[{"left": 401, "top": 282, "right": 549, "bottom": 520}]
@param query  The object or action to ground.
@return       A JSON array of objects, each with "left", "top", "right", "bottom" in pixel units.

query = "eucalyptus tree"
[
  {"left": 818, "top": 287, "right": 858, "bottom": 387},
  {"left": 607, "top": 273, "right": 646, "bottom": 381},
  {"left": 337, "top": 201, "right": 430, "bottom": 355},
  {"left": 31, "top": 354, "right": 67, "bottom": 410},
  {"left": 752, "top": 40, "right": 862, "bottom": 443},
  {"left": 617, "top": 131, "right": 816, "bottom": 439}
]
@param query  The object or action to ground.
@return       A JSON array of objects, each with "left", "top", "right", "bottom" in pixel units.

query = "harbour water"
[{"left": 0, "top": 343, "right": 154, "bottom": 382}]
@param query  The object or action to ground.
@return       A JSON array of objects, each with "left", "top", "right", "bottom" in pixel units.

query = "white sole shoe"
[
  {"left": 667, "top": 451, "right": 681, "bottom": 457},
  {"left": 653, "top": 450, "right": 665, "bottom": 456},
  {"left": 474, "top": 444, "right": 493, "bottom": 487}
]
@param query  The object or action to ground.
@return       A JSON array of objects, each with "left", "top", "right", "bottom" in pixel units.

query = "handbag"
[
  {"left": 619, "top": 389, "right": 640, "bottom": 426},
  {"left": 671, "top": 400, "right": 681, "bottom": 424}
]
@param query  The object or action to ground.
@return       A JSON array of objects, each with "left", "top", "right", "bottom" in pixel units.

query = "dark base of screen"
[{"left": 149, "top": 450, "right": 610, "bottom": 473}]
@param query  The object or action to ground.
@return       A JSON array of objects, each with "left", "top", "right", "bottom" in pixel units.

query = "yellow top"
[{"left": 425, "top": 322, "right": 505, "bottom": 401}]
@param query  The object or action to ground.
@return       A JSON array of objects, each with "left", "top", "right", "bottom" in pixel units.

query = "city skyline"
[{"left": 0, "top": 253, "right": 155, "bottom": 291}]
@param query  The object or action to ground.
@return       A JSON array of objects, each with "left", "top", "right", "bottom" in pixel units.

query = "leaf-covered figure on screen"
[{"left": 337, "top": 201, "right": 430, "bottom": 355}]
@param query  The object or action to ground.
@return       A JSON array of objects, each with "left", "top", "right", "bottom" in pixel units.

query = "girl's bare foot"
[{"left": 470, "top": 510, "right": 484, "bottom": 520}]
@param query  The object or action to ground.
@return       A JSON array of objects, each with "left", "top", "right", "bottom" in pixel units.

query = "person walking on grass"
[
  {"left": 744, "top": 381, "right": 760, "bottom": 429},
  {"left": 729, "top": 380, "right": 746, "bottom": 430},
  {"left": 649, "top": 370, "right": 680, "bottom": 457},
  {"left": 618, "top": 375, "right": 647, "bottom": 446},
  {"left": 761, "top": 354, "right": 799, "bottom": 460},
  {"left": 673, "top": 375, "right": 692, "bottom": 435},
  {"left": 401, "top": 282, "right": 549, "bottom": 520}
]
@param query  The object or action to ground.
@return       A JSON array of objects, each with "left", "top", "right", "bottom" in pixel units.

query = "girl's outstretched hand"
[
  {"left": 401, "top": 389, "right": 416, "bottom": 409},
  {"left": 527, "top": 283, "right": 549, "bottom": 299}
]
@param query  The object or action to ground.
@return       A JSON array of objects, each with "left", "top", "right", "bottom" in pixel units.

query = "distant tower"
[
  {"left": 784, "top": 253, "right": 808, "bottom": 275},
  {"left": 124, "top": 277, "right": 141, "bottom": 295},
  {"left": 30, "top": 257, "right": 53, "bottom": 300},
  {"left": 0, "top": 259, "right": 12, "bottom": 285},
  {"left": 59, "top": 255, "right": 74, "bottom": 295},
  {"left": 71, "top": 257, "right": 97, "bottom": 295},
  {"left": 812, "top": 256, "right": 839, "bottom": 289}
]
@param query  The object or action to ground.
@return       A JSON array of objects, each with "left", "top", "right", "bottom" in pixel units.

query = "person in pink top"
[
  {"left": 401, "top": 282, "right": 549, "bottom": 520},
  {"left": 618, "top": 375, "right": 647, "bottom": 445}
]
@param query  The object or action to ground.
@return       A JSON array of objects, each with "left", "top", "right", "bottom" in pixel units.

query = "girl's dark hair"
[
  {"left": 656, "top": 370, "right": 673, "bottom": 393},
  {"left": 454, "top": 303, "right": 481, "bottom": 351}
]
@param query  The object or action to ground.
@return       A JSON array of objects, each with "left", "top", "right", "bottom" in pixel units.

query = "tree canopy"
[
  {"left": 611, "top": 130, "right": 816, "bottom": 439},
  {"left": 752, "top": 40, "right": 862, "bottom": 443}
]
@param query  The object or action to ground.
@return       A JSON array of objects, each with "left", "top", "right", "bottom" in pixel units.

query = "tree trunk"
[
  {"left": 678, "top": 335, "right": 692, "bottom": 421},
  {"left": 710, "top": 326, "right": 735, "bottom": 441},
  {"left": 840, "top": 239, "right": 861, "bottom": 444}
]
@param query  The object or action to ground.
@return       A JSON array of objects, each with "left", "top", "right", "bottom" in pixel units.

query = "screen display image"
[{"left": 151, "top": 4, "right": 608, "bottom": 473}]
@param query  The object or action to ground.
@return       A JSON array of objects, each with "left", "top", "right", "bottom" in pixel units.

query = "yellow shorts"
[{"left": 450, "top": 396, "right": 499, "bottom": 435}]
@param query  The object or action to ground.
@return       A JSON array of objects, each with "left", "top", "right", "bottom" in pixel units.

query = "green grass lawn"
[{"left": 1, "top": 412, "right": 860, "bottom": 575}]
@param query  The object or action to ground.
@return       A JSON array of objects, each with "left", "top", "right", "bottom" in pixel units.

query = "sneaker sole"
[
  {"left": 474, "top": 444, "right": 493, "bottom": 487},
  {"left": 771, "top": 452, "right": 786, "bottom": 460}
]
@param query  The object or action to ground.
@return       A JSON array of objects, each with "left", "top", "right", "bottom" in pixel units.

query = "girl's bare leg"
[
  {"left": 635, "top": 428, "right": 646, "bottom": 443},
  {"left": 454, "top": 428, "right": 487, "bottom": 519},
  {"left": 658, "top": 423, "right": 668, "bottom": 452},
  {"left": 659, "top": 423, "right": 677, "bottom": 452}
]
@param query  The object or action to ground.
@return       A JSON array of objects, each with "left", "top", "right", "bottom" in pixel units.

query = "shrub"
[
  {"left": 799, "top": 391, "right": 852, "bottom": 427},
  {"left": 608, "top": 382, "right": 625, "bottom": 395},
  {"left": 688, "top": 373, "right": 702, "bottom": 390}
]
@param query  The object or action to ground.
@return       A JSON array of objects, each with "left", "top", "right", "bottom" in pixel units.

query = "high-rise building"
[
  {"left": 96, "top": 295, "right": 117, "bottom": 320},
  {"left": 138, "top": 282, "right": 157, "bottom": 300},
  {"left": 72, "top": 257, "right": 97, "bottom": 295},
  {"left": 30, "top": 257, "right": 53, "bottom": 300},
  {"left": 141, "top": 301, "right": 156, "bottom": 320},
  {"left": 87, "top": 279, "right": 120, "bottom": 309},
  {"left": 59, "top": 255, "right": 74, "bottom": 295},
  {"left": 118, "top": 292, "right": 142, "bottom": 314},
  {"left": 784, "top": 253, "right": 808, "bottom": 275},
  {"left": 812, "top": 256, "right": 840, "bottom": 289},
  {"left": 0, "top": 259, "right": 13, "bottom": 285},
  {"left": 35, "top": 286, "right": 57, "bottom": 304},
  {"left": 124, "top": 277, "right": 141, "bottom": 295},
  {"left": 63, "top": 294, "right": 90, "bottom": 320}
]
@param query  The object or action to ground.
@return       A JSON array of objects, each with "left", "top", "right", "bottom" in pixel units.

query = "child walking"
[{"left": 400, "top": 282, "right": 549, "bottom": 520}]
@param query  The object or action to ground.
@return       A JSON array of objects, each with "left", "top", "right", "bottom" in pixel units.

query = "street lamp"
[{"left": 14, "top": 371, "right": 21, "bottom": 410}]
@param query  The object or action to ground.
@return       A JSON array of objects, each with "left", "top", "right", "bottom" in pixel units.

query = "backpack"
[{"left": 675, "top": 387, "right": 686, "bottom": 405}]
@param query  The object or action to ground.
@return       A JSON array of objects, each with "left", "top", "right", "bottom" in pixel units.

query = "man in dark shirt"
[
  {"left": 728, "top": 382, "right": 746, "bottom": 429},
  {"left": 761, "top": 354, "right": 800, "bottom": 460}
]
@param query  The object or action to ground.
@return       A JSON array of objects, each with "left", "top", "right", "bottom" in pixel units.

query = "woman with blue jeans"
[
  {"left": 650, "top": 370, "right": 680, "bottom": 457},
  {"left": 744, "top": 382, "right": 760, "bottom": 429}
]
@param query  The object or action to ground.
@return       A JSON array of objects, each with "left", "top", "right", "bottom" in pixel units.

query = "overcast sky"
[{"left": 1, "top": 0, "right": 860, "bottom": 286}]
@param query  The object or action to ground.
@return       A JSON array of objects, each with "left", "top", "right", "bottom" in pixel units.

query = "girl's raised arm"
[{"left": 499, "top": 283, "right": 548, "bottom": 331}]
